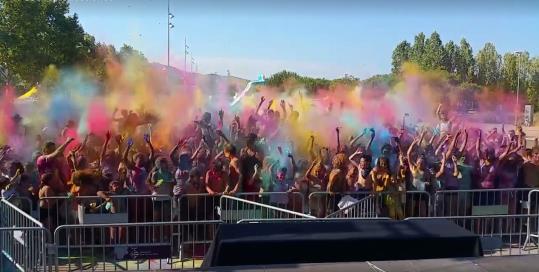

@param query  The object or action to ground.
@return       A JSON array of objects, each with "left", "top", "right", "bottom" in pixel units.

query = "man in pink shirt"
[{"left": 36, "top": 138, "right": 74, "bottom": 195}]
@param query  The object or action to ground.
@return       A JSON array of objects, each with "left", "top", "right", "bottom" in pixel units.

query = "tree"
[
  {"left": 456, "top": 39, "right": 475, "bottom": 82},
  {"left": 443, "top": 41, "right": 459, "bottom": 74},
  {"left": 391, "top": 40, "right": 411, "bottom": 74},
  {"left": 527, "top": 57, "right": 539, "bottom": 109},
  {"left": 475, "top": 42, "right": 501, "bottom": 86},
  {"left": 410, "top": 32, "right": 426, "bottom": 67},
  {"left": 0, "top": 0, "right": 94, "bottom": 89},
  {"left": 423, "top": 32, "right": 445, "bottom": 70},
  {"left": 118, "top": 44, "right": 147, "bottom": 63},
  {"left": 501, "top": 52, "right": 529, "bottom": 94}
]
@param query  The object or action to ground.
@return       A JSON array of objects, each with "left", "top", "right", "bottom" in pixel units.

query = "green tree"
[
  {"left": 423, "top": 32, "right": 445, "bottom": 70},
  {"left": 391, "top": 40, "right": 411, "bottom": 74},
  {"left": 526, "top": 57, "right": 539, "bottom": 109},
  {"left": 475, "top": 42, "right": 501, "bottom": 86},
  {"left": 501, "top": 52, "right": 529, "bottom": 94},
  {"left": 0, "top": 0, "right": 94, "bottom": 89},
  {"left": 456, "top": 38, "right": 475, "bottom": 82},
  {"left": 443, "top": 40, "right": 459, "bottom": 74},
  {"left": 410, "top": 32, "right": 426, "bottom": 67},
  {"left": 118, "top": 44, "right": 147, "bottom": 63}
]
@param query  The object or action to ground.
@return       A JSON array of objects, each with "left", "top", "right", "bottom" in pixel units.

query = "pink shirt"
[{"left": 36, "top": 155, "right": 68, "bottom": 194}]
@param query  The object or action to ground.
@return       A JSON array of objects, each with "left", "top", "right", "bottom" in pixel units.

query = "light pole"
[
  {"left": 184, "top": 37, "right": 189, "bottom": 72},
  {"left": 514, "top": 51, "right": 522, "bottom": 125},
  {"left": 167, "top": 0, "right": 174, "bottom": 71}
]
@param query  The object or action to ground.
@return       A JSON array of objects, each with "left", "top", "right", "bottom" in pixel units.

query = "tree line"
[
  {"left": 0, "top": 0, "right": 147, "bottom": 92},
  {"left": 391, "top": 32, "right": 539, "bottom": 108}
]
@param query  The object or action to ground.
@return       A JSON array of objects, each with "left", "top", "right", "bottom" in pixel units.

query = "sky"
[{"left": 69, "top": 0, "right": 539, "bottom": 80}]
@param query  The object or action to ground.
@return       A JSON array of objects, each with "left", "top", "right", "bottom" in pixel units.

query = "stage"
[{"left": 206, "top": 255, "right": 539, "bottom": 272}]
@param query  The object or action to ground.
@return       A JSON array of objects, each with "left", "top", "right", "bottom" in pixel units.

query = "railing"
[
  {"left": 39, "top": 195, "right": 173, "bottom": 228},
  {"left": 53, "top": 220, "right": 222, "bottom": 271},
  {"left": 219, "top": 195, "right": 315, "bottom": 223},
  {"left": 433, "top": 188, "right": 534, "bottom": 217},
  {"left": 326, "top": 195, "right": 377, "bottom": 218},
  {"left": 405, "top": 214, "right": 539, "bottom": 256},
  {"left": 1, "top": 196, "right": 34, "bottom": 216},
  {"left": 522, "top": 190, "right": 539, "bottom": 249},
  {"left": 176, "top": 192, "right": 305, "bottom": 222},
  {"left": 238, "top": 217, "right": 392, "bottom": 224},
  {"left": 0, "top": 199, "right": 49, "bottom": 272},
  {"left": 0, "top": 227, "right": 50, "bottom": 272},
  {"left": 309, "top": 191, "right": 431, "bottom": 219}
]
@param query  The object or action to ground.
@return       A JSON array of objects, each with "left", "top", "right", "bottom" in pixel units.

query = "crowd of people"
[{"left": 1, "top": 96, "right": 539, "bottom": 233}]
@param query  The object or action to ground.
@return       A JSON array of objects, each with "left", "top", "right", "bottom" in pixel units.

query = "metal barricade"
[
  {"left": 522, "top": 189, "right": 539, "bottom": 249},
  {"left": 0, "top": 198, "right": 50, "bottom": 272},
  {"left": 326, "top": 195, "right": 377, "bottom": 218},
  {"left": 53, "top": 220, "right": 222, "bottom": 271},
  {"left": 176, "top": 192, "right": 305, "bottom": 222},
  {"left": 0, "top": 227, "right": 50, "bottom": 272},
  {"left": 238, "top": 217, "right": 392, "bottom": 224},
  {"left": 308, "top": 191, "right": 371, "bottom": 218},
  {"left": 405, "top": 214, "right": 539, "bottom": 256},
  {"left": 309, "top": 191, "right": 430, "bottom": 219},
  {"left": 1, "top": 196, "right": 34, "bottom": 216},
  {"left": 39, "top": 195, "right": 172, "bottom": 228},
  {"left": 219, "top": 195, "right": 315, "bottom": 223},
  {"left": 433, "top": 188, "right": 533, "bottom": 217}
]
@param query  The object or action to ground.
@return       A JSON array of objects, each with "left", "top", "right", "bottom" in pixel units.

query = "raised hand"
[
  {"left": 127, "top": 138, "right": 134, "bottom": 148},
  {"left": 105, "top": 131, "right": 111, "bottom": 141},
  {"left": 260, "top": 96, "right": 266, "bottom": 103},
  {"left": 280, "top": 99, "right": 286, "bottom": 108},
  {"left": 143, "top": 133, "right": 151, "bottom": 143},
  {"left": 218, "top": 109, "right": 224, "bottom": 120}
]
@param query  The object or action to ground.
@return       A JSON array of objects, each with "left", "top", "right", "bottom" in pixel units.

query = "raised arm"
[
  {"left": 366, "top": 128, "right": 375, "bottom": 155},
  {"left": 476, "top": 129, "right": 483, "bottom": 160},
  {"left": 99, "top": 131, "right": 111, "bottom": 170},
  {"left": 436, "top": 103, "right": 442, "bottom": 120},
  {"left": 255, "top": 96, "right": 265, "bottom": 116},
  {"left": 216, "top": 130, "right": 230, "bottom": 144},
  {"left": 435, "top": 153, "right": 447, "bottom": 179},
  {"left": 417, "top": 129, "right": 426, "bottom": 147},
  {"left": 266, "top": 99, "right": 274, "bottom": 112},
  {"left": 288, "top": 153, "right": 297, "bottom": 179},
  {"left": 144, "top": 134, "right": 155, "bottom": 165},
  {"left": 308, "top": 135, "right": 316, "bottom": 161},
  {"left": 218, "top": 109, "right": 224, "bottom": 130},
  {"left": 122, "top": 138, "right": 135, "bottom": 169},
  {"left": 45, "top": 137, "right": 75, "bottom": 159},
  {"left": 335, "top": 127, "right": 341, "bottom": 153},
  {"left": 434, "top": 135, "right": 449, "bottom": 157},
  {"left": 407, "top": 139, "right": 418, "bottom": 169},
  {"left": 348, "top": 149, "right": 362, "bottom": 168},
  {"left": 459, "top": 129, "right": 468, "bottom": 155},
  {"left": 191, "top": 140, "right": 205, "bottom": 161},
  {"left": 280, "top": 100, "right": 287, "bottom": 120},
  {"left": 451, "top": 155, "right": 459, "bottom": 177},
  {"left": 348, "top": 129, "right": 366, "bottom": 148},
  {"left": 445, "top": 130, "right": 461, "bottom": 158}
]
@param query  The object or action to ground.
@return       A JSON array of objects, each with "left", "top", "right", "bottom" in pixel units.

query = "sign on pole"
[{"left": 524, "top": 104, "right": 533, "bottom": 127}]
